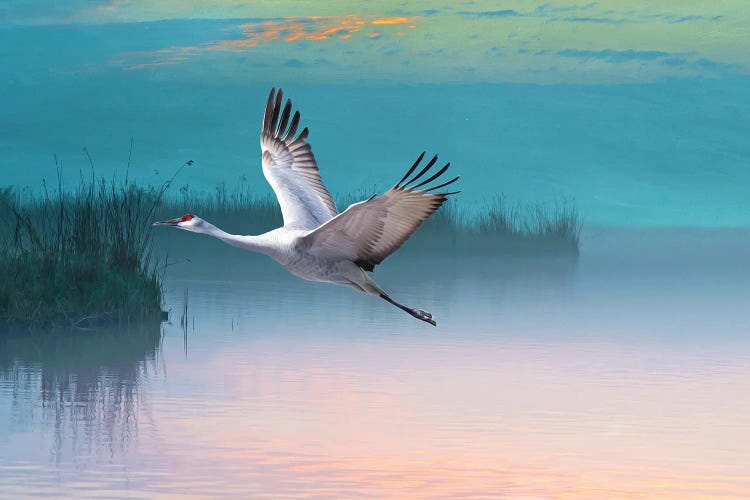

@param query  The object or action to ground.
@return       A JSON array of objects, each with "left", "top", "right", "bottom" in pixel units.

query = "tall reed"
[{"left": 0, "top": 159, "right": 167, "bottom": 330}]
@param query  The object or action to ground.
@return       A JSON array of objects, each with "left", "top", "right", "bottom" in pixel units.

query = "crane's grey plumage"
[{"left": 155, "top": 87, "right": 459, "bottom": 326}]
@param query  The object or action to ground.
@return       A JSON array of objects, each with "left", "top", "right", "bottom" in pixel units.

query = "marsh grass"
[
  {"left": 0, "top": 158, "right": 167, "bottom": 330},
  {"left": 424, "top": 196, "right": 582, "bottom": 254},
  {"left": 1, "top": 168, "right": 580, "bottom": 329}
]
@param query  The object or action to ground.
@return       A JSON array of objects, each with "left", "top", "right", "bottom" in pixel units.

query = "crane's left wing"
[
  {"left": 261, "top": 88, "right": 338, "bottom": 230},
  {"left": 300, "top": 153, "right": 459, "bottom": 271}
]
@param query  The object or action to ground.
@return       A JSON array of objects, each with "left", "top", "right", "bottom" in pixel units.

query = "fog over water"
[{"left": 2, "top": 227, "right": 750, "bottom": 498}]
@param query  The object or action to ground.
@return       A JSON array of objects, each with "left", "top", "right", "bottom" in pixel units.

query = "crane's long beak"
[{"left": 153, "top": 217, "right": 181, "bottom": 227}]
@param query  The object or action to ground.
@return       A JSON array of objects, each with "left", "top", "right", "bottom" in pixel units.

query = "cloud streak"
[
  {"left": 554, "top": 48, "right": 738, "bottom": 76},
  {"left": 557, "top": 49, "right": 671, "bottom": 62},
  {"left": 113, "top": 14, "right": 421, "bottom": 70},
  {"left": 4, "top": 1, "right": 746, "bottom": 84},
  {"left": 458, "top": 10, "right": 522, "bottom": 18},
  {"left": 562, "top": 16, "right": 630, "bottom": 24}
]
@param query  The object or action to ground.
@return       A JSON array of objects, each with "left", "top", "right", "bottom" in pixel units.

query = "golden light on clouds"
[
  {"left": 115, "top": 14, "right": 422, "bottom": 70},
  {"left": 62, "top": 1, "right": 747, "bottom": 82},
  {"left": 371, "top": 16, "right": 420, "bottom": 25}
]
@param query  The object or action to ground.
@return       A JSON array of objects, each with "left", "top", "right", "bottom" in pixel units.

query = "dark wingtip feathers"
[
  {"left": 283, "top": 110, "right": 301, "bottom": 141},
  {"left": 411, "top": 162, "right": 450, "bottom": 190},
  {"left": 263, "top": 87, "right": 276, "bottom": 132},
  {"left": 263, "top": 87, "right": 309, "bottom": 144},
  {"left": 403, "top": 154, "right": 438, "bottom": 188},
  {"left": 277, "top": 98, "right": 292, "bottom": 136},
  {"left": 396, "top": 151, "right": 426, "bottom": 188},
  {"left": 395, "top": 153, "right": 460, "bottom": 196},
  {"left": 424, "top": 175, "right": 460, "bottom": 193}
]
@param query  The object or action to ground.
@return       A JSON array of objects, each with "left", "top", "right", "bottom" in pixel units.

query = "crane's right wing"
[
  {"left": 261, "top": 88, "right": 338, "bottom": 230},
  {"left": 300, "top": 153, "right": 459, "bottom": 271}
]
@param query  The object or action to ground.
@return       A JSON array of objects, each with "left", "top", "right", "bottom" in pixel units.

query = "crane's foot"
[
  {"left": 380, "top": 293, "right": 438, "bottom": 326},
  {"left": 413, "top": 309, "right": 437, "bottom": 326}
]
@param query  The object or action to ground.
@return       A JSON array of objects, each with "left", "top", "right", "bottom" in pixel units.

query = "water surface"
[{"left": 1, "top": 227, "right": 748, "bottom": 498}]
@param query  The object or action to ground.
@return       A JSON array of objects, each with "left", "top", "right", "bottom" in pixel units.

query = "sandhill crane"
[{"left": 154, "top": 88, "right": 459, "bottom": 326}]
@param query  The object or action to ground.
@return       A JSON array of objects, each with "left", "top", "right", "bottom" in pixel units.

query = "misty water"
[{"left": 2, "top": 227, "right": 749, "bottom": 498}]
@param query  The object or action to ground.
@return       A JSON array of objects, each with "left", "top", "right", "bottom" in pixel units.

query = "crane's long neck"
[{"left": 197, "top": 221, "right": 276, "bottom": 257}]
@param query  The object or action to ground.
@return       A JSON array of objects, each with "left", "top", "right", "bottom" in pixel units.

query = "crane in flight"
[{"left": 154, "top": 88, "right": 459, "bottom": 326}]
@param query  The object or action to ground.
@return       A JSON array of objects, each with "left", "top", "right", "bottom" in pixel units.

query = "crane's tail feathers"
[{"left": 380, "top": 293, "right": 437, "bottom": 326}]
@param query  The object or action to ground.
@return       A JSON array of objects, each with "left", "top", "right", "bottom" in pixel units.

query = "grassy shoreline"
[
  {"left": 1, "top": 177, "right": 580, "bottom": 331},
  {"left": 0, "top": 175, "right": 165, "bottom": 331}
]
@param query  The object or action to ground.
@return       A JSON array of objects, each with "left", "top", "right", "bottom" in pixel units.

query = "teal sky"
[
  {"left": 1, "top": 2, "right": 748, "bottom": 227},
  {"left": 3, "top": 0, "right": 749, "bottom": 84}
]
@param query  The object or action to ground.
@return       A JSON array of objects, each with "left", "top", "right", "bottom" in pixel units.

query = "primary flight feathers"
[
  {"left": 301, "top": 151, "right": 459, "bottom": 272},
  {"left": 261, "top": 88, "right": 338, "bottom": 229},
  {"left": 262, "top": 87, "right": 459, "bottom": 270}
]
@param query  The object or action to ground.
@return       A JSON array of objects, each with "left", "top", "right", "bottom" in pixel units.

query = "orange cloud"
[
  {"left": 115, "top": 14, "right": 422, "bottom": 70},
  {"left": 285, "top": 32, "right": 305, "bottom": 42},
  {"left": 371, "top": 16, "right": 420, "bottom": 25}
]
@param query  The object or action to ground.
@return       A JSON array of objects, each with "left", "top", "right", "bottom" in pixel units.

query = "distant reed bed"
[
  {"left": 1, "top": 168, "right": 580, "bottom": 330},
  {"left": 160, "top": 183, "right": 581, "bottom": 254}
]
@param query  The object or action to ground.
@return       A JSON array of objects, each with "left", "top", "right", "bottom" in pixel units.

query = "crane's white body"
[
  {"left": 199, "top": 222, "right": 380, "bottom": 294},
  {"left": 155, "top": 88, "right": 459, "bottom": 325}
]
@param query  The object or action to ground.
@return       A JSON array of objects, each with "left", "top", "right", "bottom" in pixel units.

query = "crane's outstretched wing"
[
  {"left": 261, "top": 88, "right": 338, "bottom": 230},
  {"left": 300, "top": 153, "right": 459, "bottom": 271}
]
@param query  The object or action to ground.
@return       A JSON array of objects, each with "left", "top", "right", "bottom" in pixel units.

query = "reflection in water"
[
  {"left": 0, "top": 324, "right": 162, "bottom": 466},
  {"left": 1, "top": 229, "right": 749, "bottom": 498}
]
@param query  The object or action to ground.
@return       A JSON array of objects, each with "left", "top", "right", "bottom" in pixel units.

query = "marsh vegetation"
[
  {"left": 1, "top": 167, "right": 580, "bottom": 330},
  {"left": 0, "top": 159, "right": 165, "bottom": 330}
]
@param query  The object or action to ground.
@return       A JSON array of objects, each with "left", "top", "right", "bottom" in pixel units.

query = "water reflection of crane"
[{"left": 155, "top": 88, "right": 459, "bottom": 325}]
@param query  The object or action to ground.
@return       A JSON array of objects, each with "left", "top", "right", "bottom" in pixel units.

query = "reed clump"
[{"left": 0, "top": 168, "right": 164, "bottom": 331}]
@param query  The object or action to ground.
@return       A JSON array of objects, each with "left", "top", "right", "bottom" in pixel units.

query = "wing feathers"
[
  {"left": 424, "top": 176, "right": 460, "bottom": 193},
  {"left": 396, "top": 151, "right": 425, "bottom": 187},
  {"left": 402, "top": 154, "right": 438, "bottom": 187},
  {"left": 270, "top": 91, "right": 282, "bottom": 131},
  {"left": 411, "top": 162, "right": 450, "bottom": 190},
  {"left": 283, "top": 111, "right": 300, "bottom": 141},
  {"left": 261, "top": 88, "right": 337, "bottom": 229},
  {"left": 303, "top": 152, "right": 459, "bottom": 271},
  {"left": 277, "top": 99, "right": 292, "bottom": 136}
]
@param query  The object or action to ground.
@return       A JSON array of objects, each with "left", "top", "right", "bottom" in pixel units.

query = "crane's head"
[{"left": 153, "top": 213, "right": 203, "bottom": 232}]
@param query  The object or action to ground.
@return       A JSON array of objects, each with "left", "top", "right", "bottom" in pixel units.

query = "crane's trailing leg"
[
  {"left": 349, "top": 268, "right": 437, "bottom": 326},
  {"left": 380, "top": 294, "right": 437, "bottom": 326}
]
